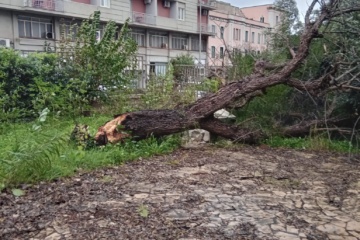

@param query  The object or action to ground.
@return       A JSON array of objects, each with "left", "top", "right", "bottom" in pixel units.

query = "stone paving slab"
[{"left": 0, "top": 146, "right": 359, "bottom": 239}]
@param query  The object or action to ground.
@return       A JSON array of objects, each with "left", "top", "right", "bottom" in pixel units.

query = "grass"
[
  {"left": 264, "top": 135, "right": 359, "bottom": 153},
  {"left": 0, "top": 115, "right": 181, "bottom": 189}
]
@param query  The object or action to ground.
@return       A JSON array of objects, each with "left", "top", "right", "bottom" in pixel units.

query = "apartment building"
[
  {"left": 0, "top": 0, "right": 215, "bottom": 75},
  {"left": 207, "top": 2, "right": 281, "bottom": 66}
]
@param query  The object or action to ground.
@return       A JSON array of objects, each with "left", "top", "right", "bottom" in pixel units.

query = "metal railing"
[
  {"left": 198, "top": 0, "right": 216, "bottom": 8},
  {"left": 198, "top": 23, "right": 214, "bottom": 34},
  {"left": 132, "top": 12, "right": 156, "bottom": 26},
  {"left": 24, "top": 0, "right": 64, "bottom": 12},
  {"left": 131, "top": 64, "right": 207, "bottom": 89}
]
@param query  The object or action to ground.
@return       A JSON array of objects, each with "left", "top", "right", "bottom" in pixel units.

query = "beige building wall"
[
  {"left": 240, "top": 4, "right": 280, "bottom": 28},
  {"left": 207, "top": 1, "right": 273, "bottom": 66}
]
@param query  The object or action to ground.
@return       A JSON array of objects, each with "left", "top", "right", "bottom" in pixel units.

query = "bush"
[
  {"left": 58, "top": 11, "right": 137, "bottom": 104},
  {"left": 0, "top": 12, "right": 138, "bottom": 121},
  {"left": 0, "top": 49, "right": 71, "bottom": 120}
]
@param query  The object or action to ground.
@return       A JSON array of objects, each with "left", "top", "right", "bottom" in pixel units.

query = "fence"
[
  {"left": 130, "top": 63, "right": 207, "bottom": 90},
  {"left": 24, "top": 0, "right": 64, "bottom": 12}
]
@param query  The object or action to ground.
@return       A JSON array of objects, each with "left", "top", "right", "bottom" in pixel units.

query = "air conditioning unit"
[
  {"left": 163, "top": 0, "right": 170, "bottom": 8},
  {"left": 182, "top": 45, "right": 188, "bottom": 50},
  {"left": 144, "top": 0, "right": 151, "bottom": 4},
  {"left": 45, "top": 32, "right": 53, "bottom": 39},
  {"left": 201, "top": 9, "right": 209, "bottom": 16},
  {"left": 0, "top": 38, "right": 10, "bottom": 48},
  {"left": 161, "top": 43, "right": 168, "bottom": 48},
  {"left": 95, "top": 30, "right": 101, "bottom": 43}
]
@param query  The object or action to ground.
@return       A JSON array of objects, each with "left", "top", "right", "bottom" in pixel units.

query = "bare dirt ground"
[{"left": 1, "top": 146, "right": 360, "bottom": 240}]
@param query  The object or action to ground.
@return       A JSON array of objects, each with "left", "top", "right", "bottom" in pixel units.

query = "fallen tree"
[{"left": 95, "top": 0, "right": 360, "bottom": 145}]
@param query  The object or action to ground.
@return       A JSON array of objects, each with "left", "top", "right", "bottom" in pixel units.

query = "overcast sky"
[{"left": 221, "top": 0, "right": 312, "bottom": 20}]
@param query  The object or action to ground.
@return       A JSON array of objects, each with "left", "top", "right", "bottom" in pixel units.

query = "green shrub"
[
  {"left": 0, "top": 49, "right": 70, "bottom": 120},
  {"left": 58, "top": 11, "right": 137, "bottom": 104},
  {"left": 0, "top": 12, "right": 138, "bottom": 121}
]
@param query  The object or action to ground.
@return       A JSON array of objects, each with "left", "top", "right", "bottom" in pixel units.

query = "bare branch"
[
  {"left": 329, "top": 6, "right": 360, "bottom": 18},
  {"left": 305, "top": 0, "right": 319, "bottom": 26}
]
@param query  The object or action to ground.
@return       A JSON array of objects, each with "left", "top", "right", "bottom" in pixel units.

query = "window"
[
  {"left": 245, "top": 31, "right": 248, "bottom": 42},
  {"left": 178, "top": 7, "right": 185, "bottom": 20},
  {"left": 251, "top": 32, "right": 255, "bottom": 43},
  {"left": 220, "top": 47, "right": 224, "bottom": 58},
  {"left": 131, "top": 32, "right": 145, "bottom": 47},
  {"left": 211, "top": 25, "right": 216, "bottom": 37},
  {"left": 150, "top": 32, "right": 168, "bottom": 48},
  {"left": 60, "top": 21, "right": 78, "bottom": 41},
  {"left": 18, "top": 16, "right": 53, "bottom": 39},
  {"left": 258, "top": 33, "right": 261, "bottom": 44},
  {"left": 233, "top": 28, "right": 239, "bottom": 40},
  {"left": 238, "top": 29, "right": 241, "bottom": 41},
  {"left": 264, "top": 34, "right": 267, "bottom": 43},
  {"left": 260, "top": 17, "right": 264, "bottom": 23},
  {"left": 100, "top": 0, "right": 110, "bottom": 7},
  {"left": 190, "top": 37, "right": 206, "bottom": 51},
  {"left": 220, "top": 26, "right": 224, "bottom": 39},
  {"left": 233, "top": 28, "right": 236, "bottom": 40},
  {"left": 150, "top": 62, "right": 167, "bottom": 76},
  {"left": 211, "top": 46, "right": 215, "bottom": 58},
  {"left": 276, "top": 16, "right": 279, "bottom": 24},
  {"left": 172, "top": 34, "right": 188, "bottom": 49}
]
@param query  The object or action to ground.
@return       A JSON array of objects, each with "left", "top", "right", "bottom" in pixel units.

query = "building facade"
[
  {"left": 207, "top": 2, "right": 281, "bottom": 66},
  {"left": 0, "top": 0, "right": 214, "bottom": 71},
  {"left": 0, "top": 1, "right": 281, "bottom": 75}
]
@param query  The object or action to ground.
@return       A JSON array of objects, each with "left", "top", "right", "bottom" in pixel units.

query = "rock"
[
  {"left": 182, "top": 129, "right": 211, "bottom": 147},
  {"left": 44, "top": 232, "right": 62, "bottom": 240},
  {"left": 274, "top": 231, "right": 300, "bottom": 240},
  {"left": 346, "top": 221, "right": 360, "bottom": 231},
  {"left": 189, "top": 129, "right": 210, "bottom": 142},
  {"left": 317, "top": 224, "right": 348, "bottom": 235},
  {"left": 214, "top": 109, "right": 236, "bottom": 119}
]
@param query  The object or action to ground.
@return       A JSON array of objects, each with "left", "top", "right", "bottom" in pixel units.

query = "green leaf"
[
  {"left": 11, "top": 188, "right": 25, "bottom": 197},
  {"left": 32, "top": 124, "right": 41, "bottom": 131},
  {"left": 39, "top": 108, "right": 50, "bottom": 122},
  {"left": 137, "top": 205, "right": 149, "bottom": 218},
  {"left": 0, "top": 183, "right": 5, "bottom": 192}
]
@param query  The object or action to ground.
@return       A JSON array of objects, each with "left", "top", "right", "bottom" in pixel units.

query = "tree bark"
[{"left": 94, "top": 0, "right": 360, "bottom": 145}]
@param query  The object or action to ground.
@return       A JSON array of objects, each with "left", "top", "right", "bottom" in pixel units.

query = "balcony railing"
[
  {"left": 24, "top": 0, "right": 64, "bottom": 12},
  {"left": 198, "top": 24, "right": 214, "bottom": 35},
  {"left": 198, "top": 0, "right": 216, "bottom": 9},
  {"left": 132, "top": 12, "right": 156, "bottom": 26}
]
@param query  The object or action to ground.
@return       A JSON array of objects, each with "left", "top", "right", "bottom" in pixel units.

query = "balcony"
[
  {"left": 24, "top": 0, "right": 64, "bottom": 12},
  {"left": 198, "top": 23, "right": 215, "bottom": 35},
  {"left": 198, "top": 0, "right": 216, "bottom": 10},
  {"left": 132, "top": 12, "right": 156, "bottom": 26}
]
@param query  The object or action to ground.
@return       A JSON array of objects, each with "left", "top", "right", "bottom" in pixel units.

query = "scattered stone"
[
  {"left": 274, "top": 231, "right": 300, "bottom": 240},
  {"left": 346, "top": 221, "right": 360, "bottom": 231},
  {"left": 317, "top": 224, "right": 348, "bottom": 235},
  {"left": 214, "top": 109, "right": 236, "bottom": 119},
  {"left": 44, "top": 232, "right": 62, "bottom": 240},
  {"left": 133, "top": 193, "right": 149, "bottom": 199},
  {"left": 271, "top": 224, "right": 286, "bottom": 231},
  {"left": 286, "top": 225, "right": 299, "bottom": 234}
]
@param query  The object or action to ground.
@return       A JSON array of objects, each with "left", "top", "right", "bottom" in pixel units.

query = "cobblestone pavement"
[{"left": 1, "top": 146, "right": 360, "bottom": 239}]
